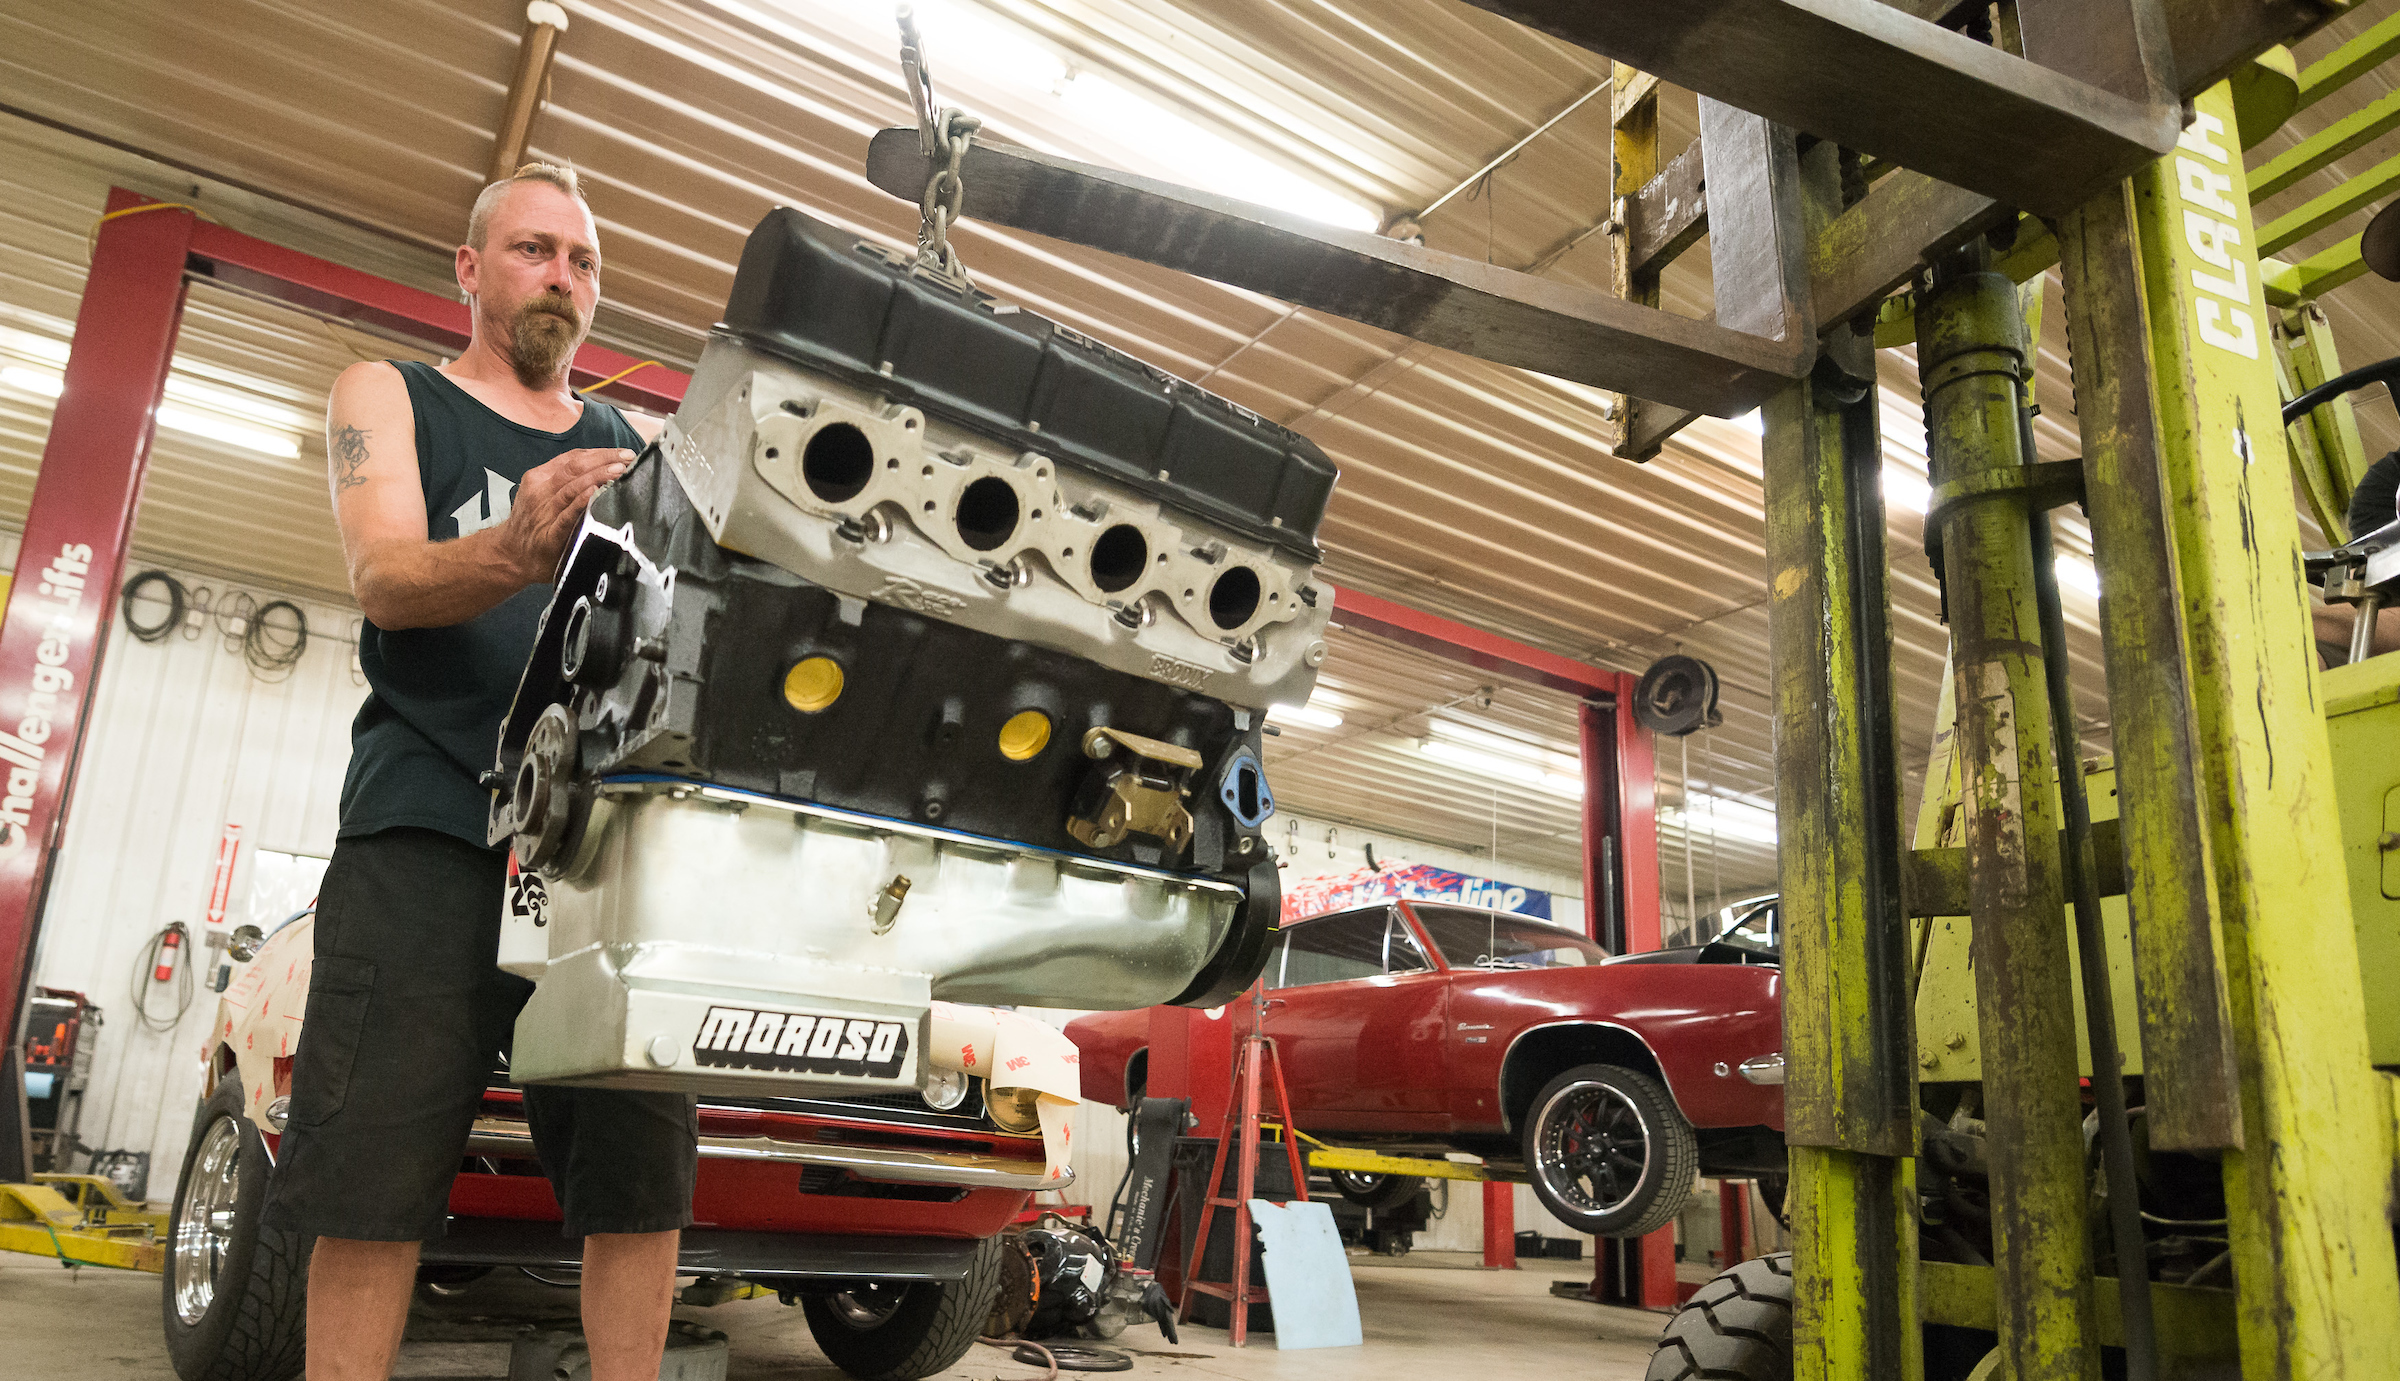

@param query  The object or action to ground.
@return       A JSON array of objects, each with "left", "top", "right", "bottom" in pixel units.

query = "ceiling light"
[
  {"left": 0, "top": 325, "right": 70, "bottom": 366},
  {"left": 1884, "top": 468, "right": 1930, "bottom": 514},
  {"left": 1418, "top": 738, "right": 1583, "bottom": 799},
  {"left": 155, "top": 405, "right": 302, "bottom": 459},
  {"left": 0, "top": 365, "right": 64, "bottom": 398},
  {"left": 1730, "top": 411, "right": 1764, "bottom": 435},
  {"left": 1426, "top": 719, "right": 1580, "bottom": 775},
  {"left": 2055, "top": 554, "right": 2100, "bottom": 597},
  {"left": 1660, "top": 797, "right": 1780, "bottom": 847},
  {"left": 1268, "top": 701, "right": 1343, "bottom": 729},
  {"left": 897, "top": 1, "right": 1378, "bottom": 231}
]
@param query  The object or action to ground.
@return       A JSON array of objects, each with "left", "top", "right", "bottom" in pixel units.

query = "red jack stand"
[{"left": 1178, "top": 991, "right": 1309, "bottom": 1347}]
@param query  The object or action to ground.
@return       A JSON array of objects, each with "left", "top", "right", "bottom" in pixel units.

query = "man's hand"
[
  {"left": 494, "top": 447, "right": 634, "bottom": 583},
  {"left": 328, "top": 362, "right": 636, "bottom": 630}
]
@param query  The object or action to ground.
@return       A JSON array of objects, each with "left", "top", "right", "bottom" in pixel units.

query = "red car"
[
  {"left": 1067, "top": 900, "right": 1784, "bottom": 1237},
  {"left": 161, "top": 910, "right": 1046, "bottom": 1381}
]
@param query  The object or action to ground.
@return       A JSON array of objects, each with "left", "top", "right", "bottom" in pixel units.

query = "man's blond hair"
[{"left": 466, "top": 162, "right": 590, "bottom": 251}]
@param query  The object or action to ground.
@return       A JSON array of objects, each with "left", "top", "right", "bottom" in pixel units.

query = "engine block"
[{"left": 489, "top": 206, "right": 1334, "bottom": 1098}]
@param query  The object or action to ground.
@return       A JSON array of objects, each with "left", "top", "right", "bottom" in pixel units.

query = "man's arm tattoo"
[{"left": 332, "top": 425, "right": 371, "bottom": 491}]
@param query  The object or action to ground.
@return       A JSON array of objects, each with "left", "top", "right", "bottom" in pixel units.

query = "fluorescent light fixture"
[
  {"left": 1884, "top": 467, "right": 1930, "bottom": 514},
  {"left": 0, "top": 365, "right": 63, "bottom": 398},
  {"left": 2055, "top": 554, "right": 2099, "bottom": 597},
  {"left": 0, "top": 330, "right": 308, "bottom": 459},
  {"left": 1660, "top": 796, "right": 1780, "bottom": 847},
  {"left": 1419, "top": 737, "right": 1583, "bottom": 799},
  {"left": 0, "top": 325, "right": 70, "bottom": 366},
  {"left": 1426, "top": 719, "right": 1580, "bottom": 775},
  {"left": 156, "top": 405, "right": 302, "bottom": 458},
  {"left": 902, "top": 1, "right": 1378, "bottom": 231},
  {"left": 1268, "top": 701, "right": 1343, "bottom": 729},
  {"left": 163, "top": 373, "right": 313, "bottom": 432}
]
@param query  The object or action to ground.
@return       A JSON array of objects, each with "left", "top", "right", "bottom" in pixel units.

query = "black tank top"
[{"left": 337, "top": 361, "right": 643, "bottom": 849}]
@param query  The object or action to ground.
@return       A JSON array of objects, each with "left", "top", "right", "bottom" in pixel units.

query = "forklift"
[{"left": 875, "top": 3, "right": 2400, "bottom": 1377}]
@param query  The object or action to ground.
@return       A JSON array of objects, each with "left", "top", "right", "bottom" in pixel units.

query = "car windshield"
[
  {"left": 1408, "top": 905, "right": 1610, "bottom": 970},
  {"left": 1714, "top": 901, "right": 1779, "bottom": 956}
]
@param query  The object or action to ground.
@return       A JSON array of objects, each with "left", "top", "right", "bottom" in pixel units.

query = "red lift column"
[{"left": 0, "top": 194, "right": 195, "bottom": 1180}]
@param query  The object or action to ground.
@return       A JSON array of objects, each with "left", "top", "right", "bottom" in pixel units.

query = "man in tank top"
[{"left": 263, "top": 164, "right": 694, "bottom": 1381}]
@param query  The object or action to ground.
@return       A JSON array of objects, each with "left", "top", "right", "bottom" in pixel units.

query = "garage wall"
[{"left": 27, "top": 556, "right": 365, "bottom": 1200}]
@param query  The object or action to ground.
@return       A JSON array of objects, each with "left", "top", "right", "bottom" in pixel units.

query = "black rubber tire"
[
  {"left": 1522, "top": 1062, "right": 1699, "bottom": 1238},
  {"left": 1645, "top": 1251, "right": 1794, "bottom": 1381},
  {"left": 802, "top": 1234, "right": 1007, "bottom": 1381},
  {"left": 161, "top": 1074, "right": 311, "bottom": 1381},
  {"left": 1330, "top": 1171, "right": 1425, "bottom": 1213}
]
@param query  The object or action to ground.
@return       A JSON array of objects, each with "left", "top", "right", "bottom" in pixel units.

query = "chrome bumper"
[{"left": 464, "top": 1116, "right": 1065, "bottom": 1193}]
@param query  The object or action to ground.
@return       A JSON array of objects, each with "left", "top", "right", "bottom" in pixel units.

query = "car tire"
[
  {"left": 1522, "top": 1062, "right": 1698, "bottom": 1238},
  {"left": 161, "top": 1073, "right": 311, "bottom": 1381},
  {"left": 1645, "top": 1252, "right": 1793, "bottom": 1381},
  {"left": 801, "top": 1234, "right": 1007, "bottom": 1381},
  {"left": 1329, "top": 1171, "right": 1424, "bottom": 1213}
]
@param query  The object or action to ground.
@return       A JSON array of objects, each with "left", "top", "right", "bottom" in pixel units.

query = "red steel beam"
[
  {"left": 1613, "top": 697, "right": 1661, "bottom": 953},
  {"left": 171, "top": 190, "right": 687, "bottom": 416},
  {"left": 1330, "top": 587, "right": 1621, "bottom": 697},
  {"left": 1331, "top": 586, "right": 1660, "bottom": 954},
  {"left": 1481, "top": 1181, "right": 1518, "bottom": 1269},
  {"left": 0, "top": 198, "right": 195, "bottom": 1179}
]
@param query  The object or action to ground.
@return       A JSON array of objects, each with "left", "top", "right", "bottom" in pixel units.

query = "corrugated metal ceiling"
[{"left": 0, "top": 0, "right": 2391, "bottom": 899}]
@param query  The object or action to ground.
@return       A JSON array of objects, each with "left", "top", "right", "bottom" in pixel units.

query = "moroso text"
[{"left": 692, "top": 1006, "right": 910, "bottom": 1078}]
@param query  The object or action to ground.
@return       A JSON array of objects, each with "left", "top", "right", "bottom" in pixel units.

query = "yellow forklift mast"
[{"left": 1762, "top": 26, "right": 2400, "bottom": 1381}]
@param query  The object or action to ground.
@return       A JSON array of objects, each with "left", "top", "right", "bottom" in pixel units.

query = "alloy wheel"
[
  {"left": 1538, "top": 1081, "right": 1651, "bottom": 1214},
  {"left": 171, "top": 1116, "right": 243, "bottom": 1326}
]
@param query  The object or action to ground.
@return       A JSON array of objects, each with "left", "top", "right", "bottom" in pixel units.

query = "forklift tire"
[
  {"left": 801, "top": 1234, "right": 1007, "bottom": 1381},
  {"left": 1329, "top": 1171, "right": 1425, "bottom": 1212},
  {"left": 1645, "top": 1252, "right": 1793, "bottom": 1381},
  {"left": 161, "top": 1073, "right": 311, "bottom": 1381}
]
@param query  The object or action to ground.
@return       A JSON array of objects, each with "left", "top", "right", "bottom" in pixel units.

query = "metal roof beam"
[{"left": 1451, "top": 0, "right": 2180, "bottom": 217}]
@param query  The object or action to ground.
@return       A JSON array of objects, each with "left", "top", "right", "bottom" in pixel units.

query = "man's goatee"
[{"left": 506, "top": 294, "right": 584, "bottom": 387}]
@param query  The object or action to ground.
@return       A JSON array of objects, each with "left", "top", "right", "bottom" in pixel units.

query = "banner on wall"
[{"left": 1282, "top": 861, "right": 1554, "bottom": 924}]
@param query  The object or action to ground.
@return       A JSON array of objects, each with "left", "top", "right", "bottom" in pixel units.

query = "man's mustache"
[{"left": 519, "top": 294, "right": 581, "bottom": 327}]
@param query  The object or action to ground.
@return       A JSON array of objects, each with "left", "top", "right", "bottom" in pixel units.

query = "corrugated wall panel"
[{"left": 28, "top": 562, "right": 365, "bottom": 1198}]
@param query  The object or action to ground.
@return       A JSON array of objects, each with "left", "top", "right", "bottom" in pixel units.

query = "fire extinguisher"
[{"left": 153, "top": 922, "right": 185, "bottom": 982}]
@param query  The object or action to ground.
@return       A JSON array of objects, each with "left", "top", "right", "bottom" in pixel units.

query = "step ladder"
[{"left": 1177, "top": 998, "right": 1309, "bottom": 1347}]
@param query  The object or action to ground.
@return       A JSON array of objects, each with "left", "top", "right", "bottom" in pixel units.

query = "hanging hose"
[
  {"left": 121, "top": 570, "right": 188, "bottom": 643},
  {"left": 130, "top": 922, "right": 195, "bottom": 1033},
  {"left": 2282, "top": 352, "right": 2400, "bottom": 427},
  {"left": 242, "top": 599, "right": 308, "bottom": 678}
]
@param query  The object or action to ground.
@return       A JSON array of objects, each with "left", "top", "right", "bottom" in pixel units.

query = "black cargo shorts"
[{"left": 262, "top": 827, "right": 697, "bottom": 1242}]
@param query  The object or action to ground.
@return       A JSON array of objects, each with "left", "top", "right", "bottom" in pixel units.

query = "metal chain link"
[
  {"left": 896, "top": 8, "right": 978, "bottom": 293},
  {"left": 915, "top": 109, "right": 981, "bottom": 290}
]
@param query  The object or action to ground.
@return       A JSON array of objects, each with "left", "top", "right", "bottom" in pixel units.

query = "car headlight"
[
  {"left": 921, "top": 1066, "right": 970, "bottom": 1112},
  {"left": 987, "top": 1085, "right": 1042, "bottom": 1135}
]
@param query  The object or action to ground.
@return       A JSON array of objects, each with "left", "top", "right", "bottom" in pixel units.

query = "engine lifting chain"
[{"left": 897, "top": 7, "right": 980, "bottom": 293}]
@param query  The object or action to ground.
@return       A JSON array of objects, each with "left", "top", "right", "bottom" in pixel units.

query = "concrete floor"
[{"left": 4, "top": 1249, "right": 1671, "bottom": 1379}]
